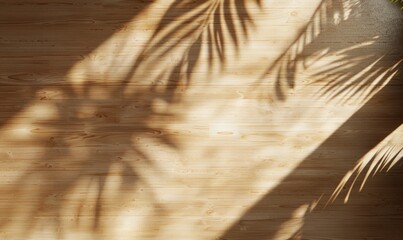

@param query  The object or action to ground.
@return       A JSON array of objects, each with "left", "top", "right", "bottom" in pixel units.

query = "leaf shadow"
[
  {"left": 0, "top": 0, "right": 263, "bottom": 238},
  {"left": 219, "top": 0, "right": 403, "bottom": 239}
]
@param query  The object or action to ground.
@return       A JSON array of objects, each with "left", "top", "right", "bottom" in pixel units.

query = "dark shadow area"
[
  {"left": 0, "top": 0, "right": 154, "bottom": 126},
  {"left": 220, "top": 0, "right": 403, "bottom": 239}
]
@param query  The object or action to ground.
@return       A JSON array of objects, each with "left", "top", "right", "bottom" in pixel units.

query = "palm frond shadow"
[
  {"left": 0, "top": 2, "right": 170, "bottom": 239},
  {"left": 259, "top": 0, "right": 401, "bottom": 105},
  {"left": 0, "top": 0, "right": 263, "bottom": 238},
  {"left": 257, "top": 0, "right": 352, "bottom": 100},
  {"left": 0, "top": 84, "right": 173, "bottom": 238},
  {"left": 120, "top": 0, "right": 262, "bottom": 92},
  {"left": 329, "top": 124, "right": 403, "bottom": 204},
  {"left": 220, "top": 66, "right": 403, "bottom": 240},
  {"left": 219, "top": 0, "right": 403, "bottom": 239}
]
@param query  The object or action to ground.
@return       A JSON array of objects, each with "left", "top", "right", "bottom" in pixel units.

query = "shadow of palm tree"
[
  {"left": 2, "top": 0, "right": 400, "bottom": 239},
  {"left": 219, "top": 0, "right": 403, "bottom": 239},
  {"left": 119, "top": 0, "right": 262, "bottom": 91},
  {"left": 0, "top": 1, "right": 161, "bottom": 237},
  {"left": 0, "top": 80, "right": 176, "bottom": 238},
  {"left": 0, "top": 0, "right": 261, "bottom": 239}
]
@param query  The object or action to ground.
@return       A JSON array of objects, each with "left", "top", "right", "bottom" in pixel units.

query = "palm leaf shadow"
[
  {"left": 329, "top": 124, "right": 403, "bottom": 204},
  {"left": 0, "top": 0, "right": 263, "bottom": 238},
  {"left": 0, "top": 83, "right": 173, "bottom": 238},
  {"left": 120, "top": 0, "right": 262, "bottom": 92},
  {"left": 262, "top": 0, "right": 401, "bottom": 104},
  {"left": 258, "top": 0, "right": 364, "bottom": 101},
  {"left": 220, "top": 62, "right": 403, "bottom": 240},
  {"left": 219, "top": 0, "right": 403, "bottom": 239},
  {"left": 0, "top": 1, "right": 171, "bottom": 238}
]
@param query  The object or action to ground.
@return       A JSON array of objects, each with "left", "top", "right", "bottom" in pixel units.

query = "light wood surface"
[{"left": 0, "top": 0, "right": 402, "bottom": 239}]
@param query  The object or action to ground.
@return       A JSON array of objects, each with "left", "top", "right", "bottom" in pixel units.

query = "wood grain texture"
[{"left": 0, "top": 0, "right": 402, "bottom": 239}]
